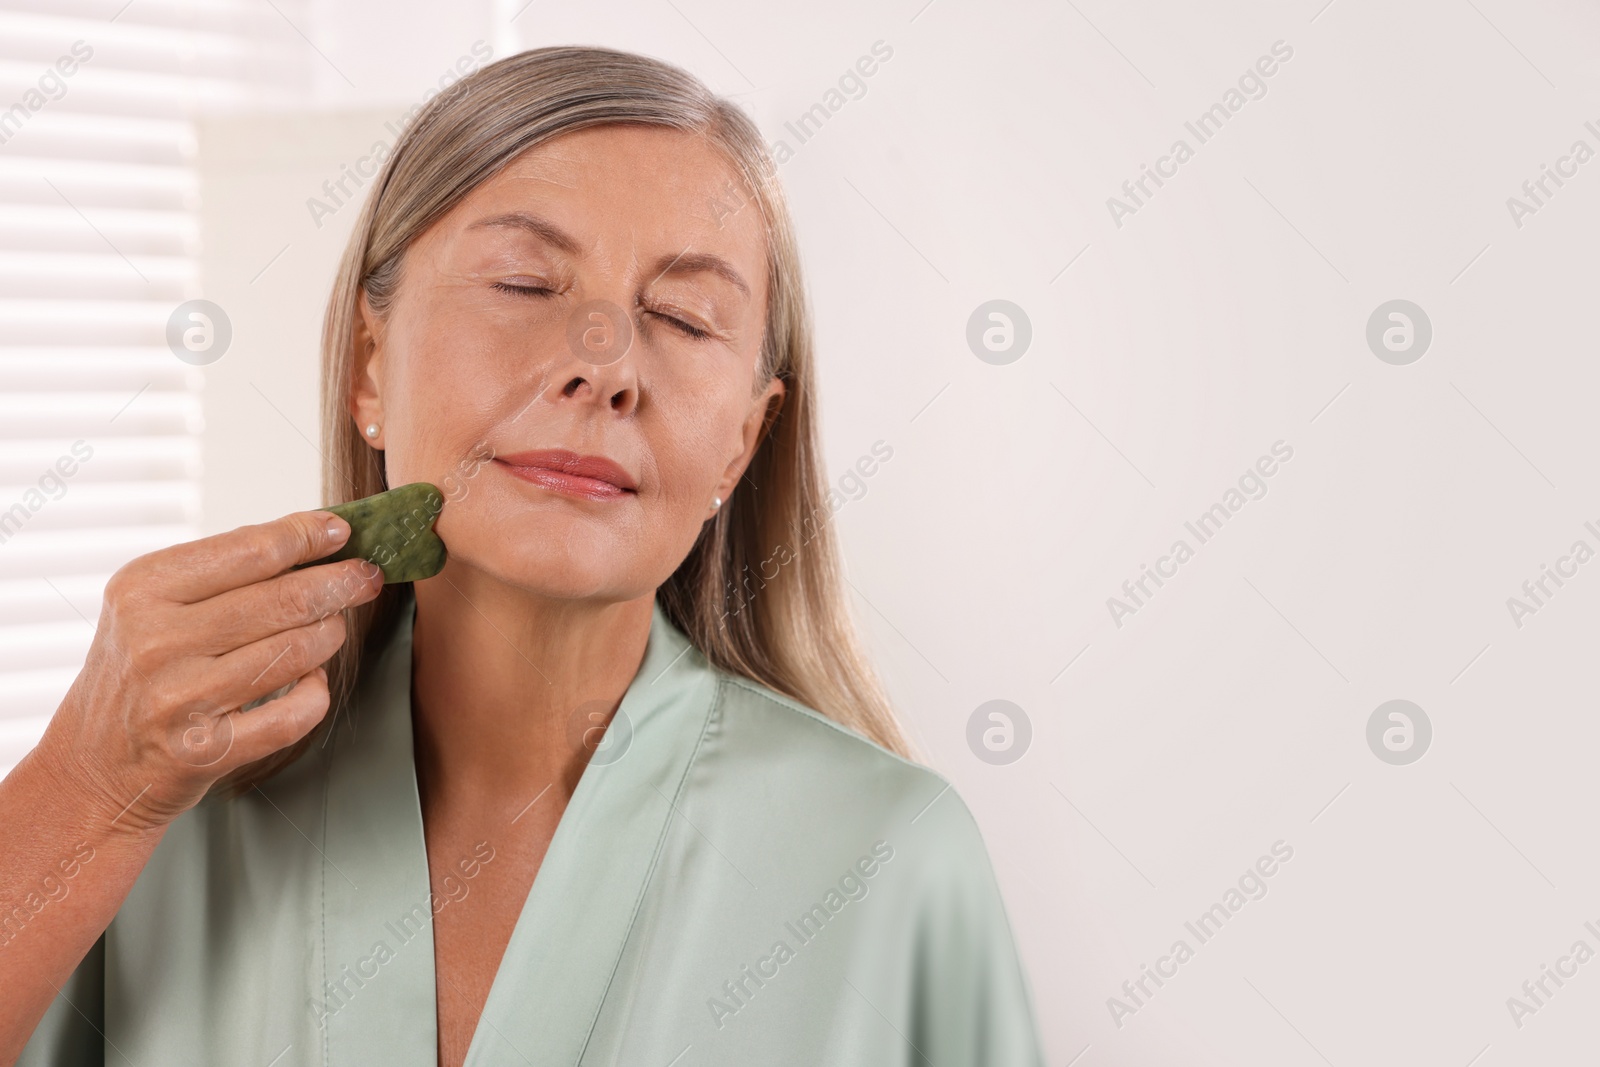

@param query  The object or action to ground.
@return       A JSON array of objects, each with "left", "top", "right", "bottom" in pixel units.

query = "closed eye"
[
  {"left": 649, "top": 311, "right": 712, "bottom": 340},
  {"left": 494, "top": 282, "right": 712, "bottom": 340},
  {"left": 492, "top": 281, "right": 556, "bottom": 298}
]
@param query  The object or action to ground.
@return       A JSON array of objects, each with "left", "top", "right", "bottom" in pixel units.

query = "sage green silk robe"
[{"left": 22, "top": 591, "right": 1046, "bottom": 1065}]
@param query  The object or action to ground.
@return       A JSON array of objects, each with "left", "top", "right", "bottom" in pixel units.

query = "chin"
[{"left": 436, "top": 530, "right": 644, "bottom": 602}]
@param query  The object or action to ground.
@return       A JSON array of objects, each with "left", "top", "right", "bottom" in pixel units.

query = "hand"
[{"left": 35, "top": 509, "right": 386, "bottom": 831}]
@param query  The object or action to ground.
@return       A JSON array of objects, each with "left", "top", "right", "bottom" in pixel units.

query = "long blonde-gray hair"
[{"left": 225, "top": 45, "right": 915, "bottom": 791}]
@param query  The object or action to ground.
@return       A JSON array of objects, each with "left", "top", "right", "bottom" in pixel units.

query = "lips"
[{"left": 495, "top": 449, "right": 638, "bottom": 500}]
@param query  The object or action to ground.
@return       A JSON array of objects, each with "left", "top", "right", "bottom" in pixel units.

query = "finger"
[
  {"left": 219, "top": 667, "right": 332, "bottom": 772},
  {"left": 135, "top": 510, "right": 354, "bottom": 604},
  {"left": 194, "top": 612, "right": 353, "bottom": 716},
  {"left": 187, "top": 555, "right": 383, "bottom": 655}
]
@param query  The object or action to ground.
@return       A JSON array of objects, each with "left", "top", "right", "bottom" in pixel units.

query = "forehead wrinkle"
[{"left": 500, "top": 153, "right": 582, "bottom": 191}]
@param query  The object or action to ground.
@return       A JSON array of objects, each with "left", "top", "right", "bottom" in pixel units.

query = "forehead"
[{"left": 438, "top": 124, "right": 767, "bottom": 272}]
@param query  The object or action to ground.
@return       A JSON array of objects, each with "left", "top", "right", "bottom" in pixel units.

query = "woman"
[{"left": 3, "top": 46, "right": 1044, "bottom": 1066}]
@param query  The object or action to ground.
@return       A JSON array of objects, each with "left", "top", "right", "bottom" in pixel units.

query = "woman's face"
[{"left": 352, "top": 124, "right": 782, "bottom": 601}]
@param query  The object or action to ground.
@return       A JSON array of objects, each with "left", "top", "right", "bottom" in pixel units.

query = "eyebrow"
[
  {"left": 469, "top": 212, "right": 583, "bottom": 256},
  {"left": 649, "top": 249, "right": 751, "bottom": 300},
  {"left": 469, "top": 211, "right": 751, "bottom": 300}
]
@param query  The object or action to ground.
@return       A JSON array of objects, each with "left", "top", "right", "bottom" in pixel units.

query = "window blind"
[{"left": 0, "top": 0, "right": 303, "bottom": 775}]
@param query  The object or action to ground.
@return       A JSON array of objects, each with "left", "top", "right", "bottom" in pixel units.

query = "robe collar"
[{"left": 319, "top": 588, "right": 719, "bottom": 1066}]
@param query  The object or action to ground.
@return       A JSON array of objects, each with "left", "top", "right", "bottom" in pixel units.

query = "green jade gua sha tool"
[{"left": 297, "top": 481, "right": 448, "bottom": 583}]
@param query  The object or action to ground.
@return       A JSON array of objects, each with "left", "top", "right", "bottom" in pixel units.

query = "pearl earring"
[
  {"left": 365, "top": 424, "right": 379, "bottom": 438},
  {"left": 712, "top": 496, "right": 723, "bottom": 510}
]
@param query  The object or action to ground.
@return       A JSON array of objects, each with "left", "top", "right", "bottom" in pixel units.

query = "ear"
[
  {"left": 350, "top": 290, "right": 386, "bottom": 448},
  {"left": 712, "top": 376, "right": 786, "bottom": 510}
]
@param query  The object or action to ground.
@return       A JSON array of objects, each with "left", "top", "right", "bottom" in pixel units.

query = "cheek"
[
  {"left": 647, "top": 384, "right": 749, "bottom": 503},
  {"left": 381, "top": 311, "right": 535, "bottom": 485}
]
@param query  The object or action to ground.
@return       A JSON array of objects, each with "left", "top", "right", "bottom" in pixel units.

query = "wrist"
[{"left": 25, "top": 722, "right": 166, "bottom": 842}]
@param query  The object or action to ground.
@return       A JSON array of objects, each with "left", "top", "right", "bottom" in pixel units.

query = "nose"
[
  {"left": 554, "top": 300, "right": 640, "bottom": 417},
  {"left": 557, "top": 360, "right": 638, "bottom": 415}
]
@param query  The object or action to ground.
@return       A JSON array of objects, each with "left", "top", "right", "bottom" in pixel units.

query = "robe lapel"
[
  {"left": 463, "top": 598, "right": 719, "bottom": 1067},
  {"left": 319, "top": 590, "right": 439, "bottom": 1067}
]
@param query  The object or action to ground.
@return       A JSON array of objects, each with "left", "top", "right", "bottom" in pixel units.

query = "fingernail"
[{"left": 327, "top": 517, "right": 349, "bottom": 544}]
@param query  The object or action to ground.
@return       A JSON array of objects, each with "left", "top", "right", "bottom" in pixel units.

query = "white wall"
[
  {"left": 195, "top": 109, "right": 378, "bottom": 531},
  {"left": 190, "top": 1, "right": 1600, "bottom": 1063}
]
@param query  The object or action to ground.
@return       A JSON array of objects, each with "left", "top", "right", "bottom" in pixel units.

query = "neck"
[{"left": 408, "top": 560, "right": 655, "bottom": 819}]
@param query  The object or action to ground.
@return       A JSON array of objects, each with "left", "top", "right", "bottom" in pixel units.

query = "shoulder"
[
  {"left": 698, "top": 670, "right": 995, "bottom": 883},
  {"left": 697, "top": 671, "right": 1045, "bottom": 1061},
  {"left": 709, "top": 670, "right": 946, "bottom": 806}
]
